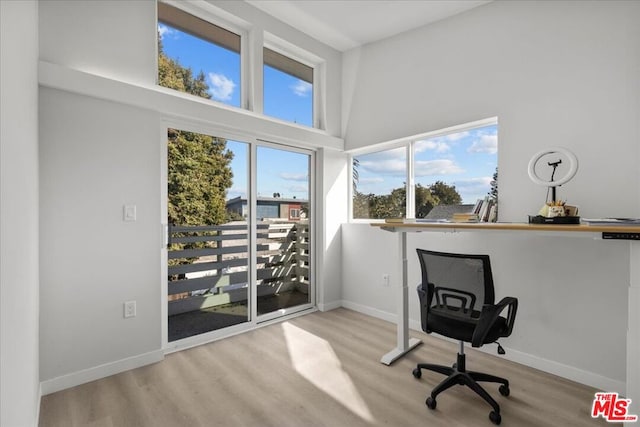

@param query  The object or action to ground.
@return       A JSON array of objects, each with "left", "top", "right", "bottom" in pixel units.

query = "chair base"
[{"left": 413, "top": 351, "right": 510, "bottom": 425}]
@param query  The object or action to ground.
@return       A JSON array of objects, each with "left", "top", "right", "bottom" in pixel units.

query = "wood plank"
[
  {"left": 371, "top": 221, "right": 640, "bottom": 233},
  {"left": 39, "top": 308, "right": 612, "bottom": 427},
  {"left": 170, "top": 233, "right": 248, "bottom": 244},
  {"left": 167, "top": 245, "right": 248, "bottom": 260},
  {"left": 168, "top": 258, "right": 248, "bottom": 276}
]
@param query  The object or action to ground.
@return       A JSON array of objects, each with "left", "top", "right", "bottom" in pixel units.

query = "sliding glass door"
[
  {"left": 165, "top": 129, "right": 314, "bottom": 343},
  {"left": 255, "top": 145, "right": 313, "bottom": 321},
  {"left": 166, "top": 130, "right": 250, "bottom": 341}
]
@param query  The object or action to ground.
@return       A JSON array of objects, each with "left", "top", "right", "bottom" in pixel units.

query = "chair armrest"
[
  {"left": 471, "top": 297, "right": 518, "bottom": 347},
  {"left": 416, "top": 282, "right": 434, "bottom": 333}
]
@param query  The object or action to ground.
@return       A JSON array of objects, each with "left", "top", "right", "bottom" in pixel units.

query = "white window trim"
[
  {"left": 348, "top": 117, "right": 499, "bottom": 222},
  {"left": 160, "top": 117, "right": 317, "bottom": 352},
  {"left": 264, "top": 31, "right": 326, "bottom": 130},
  {"left": 157, "top": 0, "right": 253, "bottom": 111}
]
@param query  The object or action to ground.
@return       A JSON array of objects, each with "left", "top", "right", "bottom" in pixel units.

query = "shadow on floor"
[{"left": 168, "top": 290, "right": 309, "bottom": 342}]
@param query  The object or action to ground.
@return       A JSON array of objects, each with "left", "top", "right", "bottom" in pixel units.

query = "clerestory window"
[{"left": 157, "top": 2, "right": 241, "bottom": 107}]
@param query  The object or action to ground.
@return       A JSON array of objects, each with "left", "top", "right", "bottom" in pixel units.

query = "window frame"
[
  {"left": 348, "top": 117, "right": 498, "bottom": 223},
  {"left": 156, "top": 0, "right": 251, "bottom": 110},
  {"left": 263, "top": 31, "right": 324, "bottom": 129},
  {"left": 156, "top": 1, "right": 327, "bottom": 130},
  {"left": 161, "top": 117, "right": 317, "bottom": 351}
]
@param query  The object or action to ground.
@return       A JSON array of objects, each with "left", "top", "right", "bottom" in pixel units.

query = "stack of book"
[
  {"left": 452, "top": 213, "right": 479, "bottom": 223},
  {"left": 472, "top": 197, "right": 498, "bottom": 223}
]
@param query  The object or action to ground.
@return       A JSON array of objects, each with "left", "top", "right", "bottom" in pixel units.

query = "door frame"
[{"left": 160, "top": 118, "right": 316, "bottom": 353}]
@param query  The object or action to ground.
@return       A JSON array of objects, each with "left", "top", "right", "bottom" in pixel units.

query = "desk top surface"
[{"left": 370, "top": 221, "right": 640, "bottom": 233}]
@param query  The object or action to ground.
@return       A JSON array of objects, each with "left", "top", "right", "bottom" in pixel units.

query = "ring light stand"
[{"left": 527, "top": 147, "right": 579, "bottom": 224}]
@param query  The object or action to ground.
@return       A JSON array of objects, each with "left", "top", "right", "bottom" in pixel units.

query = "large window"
[
  {"left": 263, "top": 47, "right": 314, "bottom": 127},
  {"left": 165, "top": 130, "right": 315, "bottom": 343},
  {"left": 352, "top": 147, "right": 407, "bottom": 219},
  {"left": 157, "top": 2, "right": 241, "bottom": 107},
  {"left": 352, "top": 121, "right": 498, "bottom": 221}
]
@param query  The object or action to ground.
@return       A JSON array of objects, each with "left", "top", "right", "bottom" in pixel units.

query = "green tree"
[
  {"left": 415, "top": 184, "right": 438, "bottom": 218},
  {"left": 159, "top": 38, "right": 234, "bottom": 226},
  {"left": 429, "top": 181, "right": 462, "bottom": 205},
  {"left": 167, "top": 130, "right": 233, "bottom": 226},
  {"left": 489, "top": 167, "right": 498, "bottom": 201},
  {"left": 353, "top": 181, "right": 462, "bottom": 220}
]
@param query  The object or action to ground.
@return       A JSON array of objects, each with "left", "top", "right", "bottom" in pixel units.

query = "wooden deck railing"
[{"left": 167, "top": 221, "right": 309, "bottom": 316}]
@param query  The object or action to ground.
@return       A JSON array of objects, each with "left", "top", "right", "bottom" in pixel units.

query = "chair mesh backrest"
[{"left": 417, "top": 249, "right": 495, "bottom": 314}]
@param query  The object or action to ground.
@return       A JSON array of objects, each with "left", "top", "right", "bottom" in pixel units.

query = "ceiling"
[{"left": 246, "top": 0, "right": 492, "bottom": 52}]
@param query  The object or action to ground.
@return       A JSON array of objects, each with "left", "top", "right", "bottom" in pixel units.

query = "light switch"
[{"left": 123, "top": 205, "right": 137, "bottom": 222}]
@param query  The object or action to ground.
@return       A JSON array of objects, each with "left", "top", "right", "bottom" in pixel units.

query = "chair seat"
[{"left": 427, "top": 311, "right": 509, "bottom": 344}]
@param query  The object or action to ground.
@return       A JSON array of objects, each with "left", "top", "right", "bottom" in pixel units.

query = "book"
[
  {"left": 452, "top": 213, "right": 479, "bottom": 223},
  {"left": 582, "top": 218, "right": 640, "bottom": 226},
  {"left": 384, "top": 218, "right": 407, "bottom": 223}
]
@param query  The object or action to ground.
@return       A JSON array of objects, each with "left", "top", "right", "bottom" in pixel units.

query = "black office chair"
[{"left": 413, "top": 249, "right": 518, "bottom": 425}]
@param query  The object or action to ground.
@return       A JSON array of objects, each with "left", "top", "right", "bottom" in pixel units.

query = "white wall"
[
  {"left": 39, "top": 88, "right": 163, "bottom": 389},
  {"left": 0, "top": 1, "right": 40, "bottom": 426},
  {"left": 344, "top": 0, "right": 640, "bottom": 221},
  {"left": 342, "top": 0, "right": 640, "bottom": 391},
  {"left": 317, "top": 148, "right": 349, "bottom": 310},
  {"left": 37, "top": 0, "right": 344, "bottom": 392}
]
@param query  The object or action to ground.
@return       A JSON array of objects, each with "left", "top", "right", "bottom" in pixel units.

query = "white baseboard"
[
  {"left": 36, "top": 383, "right": 42, "bottom": 427},
  {"left": 340, "top": 300, "right": 397, "bottom": 323},
  {"left": 40, "top": 349, "right": 164, "bottom": 395},
  {"left": 340, "top": 299, "right": 625, "bottom": 393},
  {"left": 318, "top": 300, "right": 342, "bottom": 312}
]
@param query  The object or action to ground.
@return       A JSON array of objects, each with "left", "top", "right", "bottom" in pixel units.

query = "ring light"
[{"left": 527, "top": 147, "right": 578, "bottom": 187}]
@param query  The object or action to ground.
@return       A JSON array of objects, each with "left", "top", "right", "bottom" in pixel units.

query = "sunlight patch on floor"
[{"left": 282, "top": 322, "right": 375, "bottom": 423}]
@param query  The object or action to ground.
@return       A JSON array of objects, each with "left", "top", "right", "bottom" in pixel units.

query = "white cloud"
[
  {"left": 279, "top": 172, "right": 308, "bottom": 181},
  {"left": 415, "top": 139, "right": 451, "bottom": 154},
  {"left": 452, "top": 176, "right": 493, "bottom": 202},
  {"left": 360, "top": 159, "right": 406, "bottom": 176},
  {"left": 454, "top": 176, "right": 492, "bottom": 190},
  {"left": 158, "top": 24, "right": 176, "bottom": 40},
  {"left": 358, "top": 177, "right": 385, "bottom": 185},
  {"left": 291, "top": 80, "right": 312, "bottom": 97},
  {"left": 208, "top": 73, "right": 236, "bottom": 101},
  {"left": 443, "top": 131, "right": 470, "bottom": 142},
  {"left": 414, "top": 159, "right": 464, "bottom": 177},
  {"left": 287, "top": 185, "right": 309, "bottom": 194},
  {"left": 468, "top": 134, "right": 498, "bottom": 154}
]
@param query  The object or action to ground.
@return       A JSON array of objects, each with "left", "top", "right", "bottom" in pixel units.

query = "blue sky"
[
  {"left": 226, "top": 142, "right": 310, "bottom": 201},
  {"left": 159, "top": 22, "right": 311, "bottom": 202},
  {"left": 355, "top": 124, "right": 498, "bottom": 204},
  {"left": 158, "top": 22, "right": 313, "bottom": 125},
  {"left": 159, "top": 22, "right": 494, "bottom": 205}
]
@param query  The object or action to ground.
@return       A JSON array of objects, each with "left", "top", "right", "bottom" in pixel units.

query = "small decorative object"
[{"left": 527, "top": 147, "right": 580, "bottom": 224}]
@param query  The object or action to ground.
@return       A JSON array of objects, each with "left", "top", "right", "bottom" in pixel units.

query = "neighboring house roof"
[
  {"left": 425, "top": 204, "right": 476, "bottom": 220},
  {"left": 226, "top": 196, "right": 306, "bottom": 206}
]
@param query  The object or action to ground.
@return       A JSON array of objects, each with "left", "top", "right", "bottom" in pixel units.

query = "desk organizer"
[{"left": 528, "top": 215, "right": 581, "bottom": 224}]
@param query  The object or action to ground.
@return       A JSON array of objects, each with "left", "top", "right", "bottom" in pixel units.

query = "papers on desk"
[
  {"left": 582, "top": 218, "right": 640, "bottom": 226},
  {"left": 384, "top": 218, "right": 450, "bottom": 224}
]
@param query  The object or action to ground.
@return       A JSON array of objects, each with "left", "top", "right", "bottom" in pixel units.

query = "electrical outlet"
[
  {"left": 124, "top": 300, "right": 136, "bottom": 318},
  {"left": 123, "top": 205, "right": 136, "bottom": 222},
  {"left": 382, "top": 273, "right": 390, "bottom": 287}
]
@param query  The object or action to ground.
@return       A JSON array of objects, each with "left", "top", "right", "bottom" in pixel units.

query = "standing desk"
[{"left": 371, "top": 221, "right": 640, "bottom": 415}]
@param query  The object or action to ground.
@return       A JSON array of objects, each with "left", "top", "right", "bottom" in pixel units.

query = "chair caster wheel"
[
  {"left": 489, "top": 411, "right": 501, "bottom": 425},
  {"left": 412, "top": 368, "right": 422, "bottom": 379},
  {"left": 426, "top": 397, "right": 437, "bottom": 410},
  {"left": 499, "top": 385, "right": 510, "bottom": 396}
]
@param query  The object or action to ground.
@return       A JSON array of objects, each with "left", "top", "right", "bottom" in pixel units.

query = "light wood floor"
[{"left": 39, "top": 308, "right": 617, "bottom": 426}]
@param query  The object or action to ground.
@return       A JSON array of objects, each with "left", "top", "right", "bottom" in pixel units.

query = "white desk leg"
[
  {"left": 381, "top": 230, "right": 421, "bottom": 365},
  {"left": 626, "top": 241, "right": 640, "bottom": 425}
]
